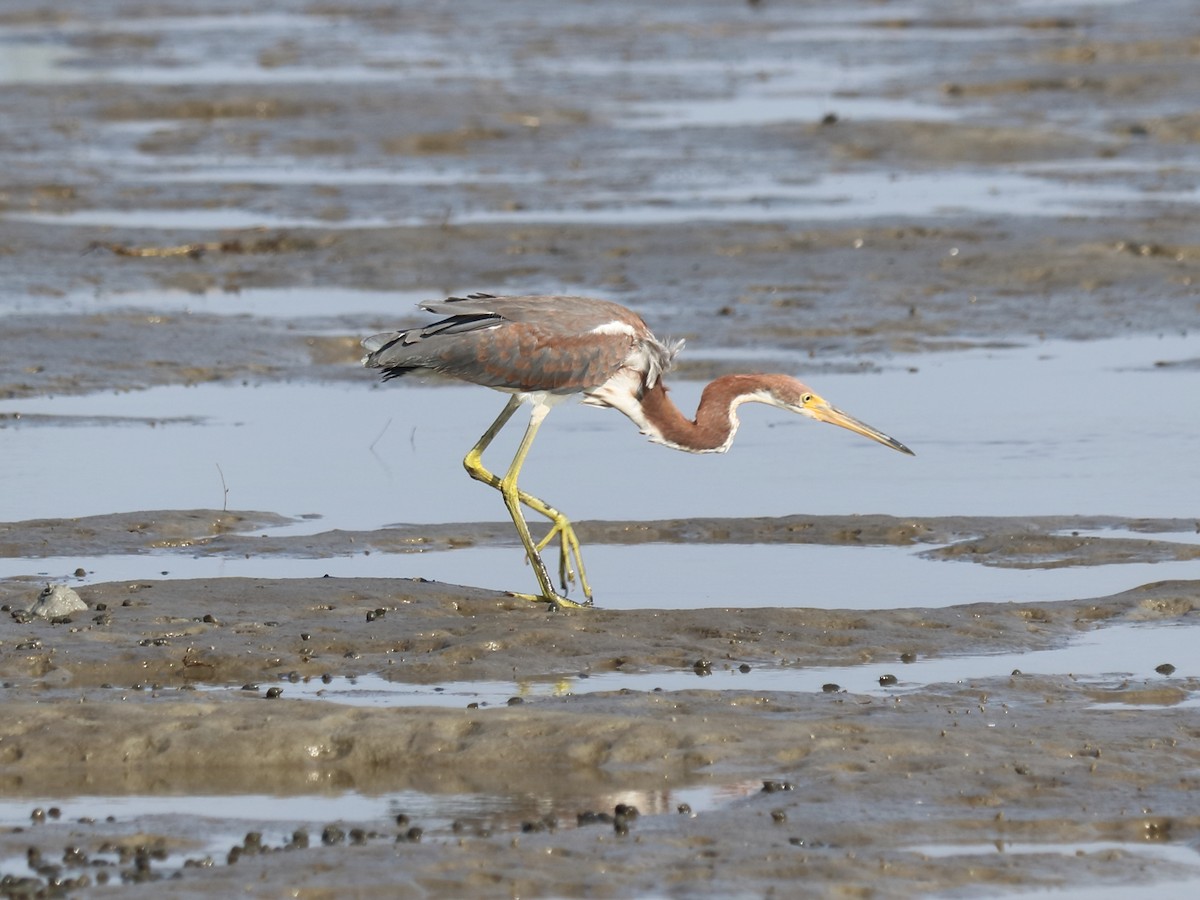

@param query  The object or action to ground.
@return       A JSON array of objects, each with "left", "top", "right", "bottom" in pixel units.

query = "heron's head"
[{"left": 758, "top": 375, "right": 914, "bottom": 456}]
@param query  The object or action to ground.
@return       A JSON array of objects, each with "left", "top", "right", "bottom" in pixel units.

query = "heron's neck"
[{"left": 638, "top": 375, "right": 769, "bottom": 453}]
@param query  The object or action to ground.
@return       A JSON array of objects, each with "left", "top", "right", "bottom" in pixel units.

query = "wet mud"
[{"left": 3, "top": 0, "right": 1200, "bottom": 896}]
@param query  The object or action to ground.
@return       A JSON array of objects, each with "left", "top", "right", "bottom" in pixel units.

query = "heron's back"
[{"left": 362, "top": 293, "right": 676, "bottom": 395}]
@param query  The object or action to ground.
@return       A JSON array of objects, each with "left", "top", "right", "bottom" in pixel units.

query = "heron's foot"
[
  {"left": 508, "top": 590, "right": 592, "bottom": 611},
  {"left": 533, "top": 516, "right": 592, "bottom": 599}
]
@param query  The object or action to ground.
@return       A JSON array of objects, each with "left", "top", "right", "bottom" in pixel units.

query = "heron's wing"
[{"left": 363, "top": 294, "right": 675, "bottom": 393}]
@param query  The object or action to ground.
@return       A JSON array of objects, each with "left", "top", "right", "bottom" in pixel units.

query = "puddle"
[
  {"left": 1, "top": 333, "right": 1198, "bottom": 527},
  {"left": 130, "top": 162, "right": 543, "bottom": 187},
  {"left": 1056, "top": 528, "right": 1200, "bottom": 547},
  {"left": 3, "top": 168, "right": 1182, "bottom": 230},
  {"left": 2, "top": 334, "right": 1200, "bottom": 609},
  {"left": 624, "top": 92, "right": 955, "bottom": 129},
  {"left": 918, "top": 843, "right": 1200, "bottom": 900},
  {"left": 0, "top": 285, "right": 432, "bottom": 319},
  {"left": 0, "top": 779, "right": 759, "bottom": 879},
  {"left": 207, "top": 622, "right": 1198, "bottom": 707},
  {"left": 0, "top": 780, "right": 745, "bottom": 831},
  {"left": 916, "top": 844, "right": 1200, "bottom": 900},
  {"left": 4, "top": 544, "right": 1200, "bottom": 612},
  {"left": 910, "top": 840, "right": 1200, "bottom": 864}
]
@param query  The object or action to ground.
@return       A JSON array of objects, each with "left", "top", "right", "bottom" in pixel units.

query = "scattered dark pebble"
[
  {"left": 677, "top": 803, "right": 693, "bottom": 815},
  {"left": 879, "top": 674, "right": 899, "bottom": 686},
  {"left": 1155, "top": 663, "right": 1176, "bottom": 675},
  {"left": 693, "top": 659, "right": 713, "bottom": 676},
  {"left": 321, "top": 673, "right": 333, "bottom": 684},
  {"left": 321, "top": 825, "right": 345, "bottom": 845},
  {"left": 396, "top": 827, "right": 422, "bottom": 843},
  {"left": 265, "top": 687, "right": 283, "bottom": 699},
  {"left": 300, "top": 632, "right": 311, "bottom": 641},
  {"left": 291, "top": 829, "right": 310, "bottom": 849},
  {"left": 506, "top": 696, "right": 524, "bottom": 705},
  {"left": 771, "top": 809, "right": 788, "bottom": 823},
  {"left": 614, "top": 804, "right": 639, "bottom": 819},
  {"left": 821, "top": 683, "right": 840, "bottom": 693},
  {"left": 900, "top": 651, "right": 917, "bottom": 663},
  {"left": 762, "top": 780, "right": 795, "bottom": 793},
  {"left": 738, "top": 663, "right": 752, "bottom": 673},
  {"left": 349, "top": 828, "right": 368, "bottom": 845}
]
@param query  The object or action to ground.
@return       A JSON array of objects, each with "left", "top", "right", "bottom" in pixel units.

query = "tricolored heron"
[{"left": 363, "top": 293, "right": 913, "bottom": 609}]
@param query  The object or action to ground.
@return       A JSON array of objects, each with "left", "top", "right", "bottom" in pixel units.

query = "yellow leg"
[{"left": 463, "top": 397, "right": 592, "bottom": 609}]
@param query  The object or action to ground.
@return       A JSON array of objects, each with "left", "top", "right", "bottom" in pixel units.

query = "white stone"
[{"left": 26, "top": 584, "right": 88, "bottom": 619}]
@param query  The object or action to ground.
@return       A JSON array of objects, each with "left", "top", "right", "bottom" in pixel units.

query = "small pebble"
[
  {"left": 1155, "top": 663, "right": 1176, "bottom": 676},
  {"left": 878, "top": 674, "right": 898, "bottom": 687},
  {"left": 761, "top": 780, "right": 795, "bottom": 793},
  {"left": 265, "top": 687, "right": 283, "bottom": 699},
  {"left": 821, "top": 683, "right": 840, "bottom": 693}
]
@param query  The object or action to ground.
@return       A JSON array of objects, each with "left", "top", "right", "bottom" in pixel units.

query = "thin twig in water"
[
  {"left": 215, "top": 463, "right": 229, "bottom": 512},
  {"left": 369, "top": 418, "right": 392, "bottom": 452}
]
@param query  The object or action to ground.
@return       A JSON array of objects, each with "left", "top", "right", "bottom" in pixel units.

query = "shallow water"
[
  {"left": 5, "top": 168, "right": 1184, "bottom": 229},
  {"left": 211, "top": 621, "right": 1197, "bottom": 707},
  {"left": 6, "top": 544, "right": 1200, "bottom": 612},
  {"left": 2, "top": 333, "right": 1197, "bottom": 526},
  {"left": 0, "top": 780, "right": 744, "bottom": 832},
  {"left": 920, "top": 844, "right": 1200, "bottom": 900},
  {"left": 2, "top": 333, "right": 1199, "bottom": 611},
  {"left": 0, "top": 285, "right": 432, "bottom": 319}
]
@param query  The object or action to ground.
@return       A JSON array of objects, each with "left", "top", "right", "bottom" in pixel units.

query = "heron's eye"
[{"left": 801, "top": 393, "right": 814, "bottom": 405}]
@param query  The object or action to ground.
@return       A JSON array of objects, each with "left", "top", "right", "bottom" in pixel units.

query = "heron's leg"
[
  {"left": 528, "top": 495, "right": 591, "bottom": 600},
  {"left": 463, "top": 398, "right": 591, "bottom": 608}
]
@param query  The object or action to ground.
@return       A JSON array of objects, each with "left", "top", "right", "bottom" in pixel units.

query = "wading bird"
[{"left": 363, "top": 293, "right": 913, "bottom": 609}]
